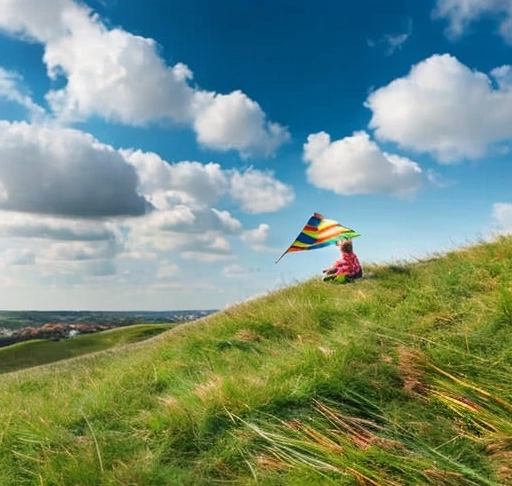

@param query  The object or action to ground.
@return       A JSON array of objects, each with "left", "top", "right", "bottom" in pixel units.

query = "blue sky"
[{"left": 0, "top": 0, "right": 511, "bottom": 310}]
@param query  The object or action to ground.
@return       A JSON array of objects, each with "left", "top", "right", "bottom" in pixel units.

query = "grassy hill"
[
  {"left": 0, "top": 324, "right": 172, "bottom": 374},
  {"left": 1, "top": 236, "right": 512, "bottom": 485}
]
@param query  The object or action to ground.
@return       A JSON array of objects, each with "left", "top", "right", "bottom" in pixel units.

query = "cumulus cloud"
[
  {"left": 39, "top": 240, "right": 117, "bottom": 261},
  {"left": 180, "top": 232, "right": 234, "bottom": 262},
  {"left": 0, "top": 121, "right": 150, "bottom": 217},
  {"left": 303, "top": 131, "right": 423, "bottom": 196},
  {"left": 124, "top": 149, "right": 294, "bottom": 214},
  {"left": 193, "top": 90, "right": 290, "bottom": 157},
  {"left": 0, "top": 0, "right": 74, "bottom": 42},
  {"left": 125, "top": 206, "right": 241, "bottom": 262},
  {"left": 0, "top": 211, "right": 118, "bottom": 241},
  {"left": 230, "top": 168, "right": 295, "bottom": 213},
  {"left": 0, "top": 0, "right": 294, "bottom": 293},
  {"left": 0, "top": 210, "right": 123, "bottom": 283},
  {"left": 0, "top": 0, "right": 198, "bottom": 123},
  {"left": 240, "top": 223, "right": 271, "bottom": 251},
  {"left": 124, "top": 151, "right": 229, "bottom": 209},
  {"left": 139, "top": 206, "right": 241, "bottom": 235},
  {"left": 433, "top": 0, "right": 512, "bottom": 43},
  {"left": 0, "top": 136, "right": 282, "bottom": 274},
  {"left": 0, "top": 0, "right": 289, "bottom": 157},
  {"left": 492, "top": 202, "right": 512, "bottom": 233},
  {"left": 212, "top": 209, "right": 243, "bottom": 233},
  {"left": 122, "top": 151, "right": 292, "bottom": 261},
  {"left": 366, "top": 54, "right": 512, "bottom": 162}
]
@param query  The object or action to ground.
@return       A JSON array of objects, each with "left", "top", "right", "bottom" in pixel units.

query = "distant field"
[
  {"left": 0, "top": 324, "right": 171, "bottom": 374},
  {"left": 0, "top": 309, "right": 216, "bottom": 331}
]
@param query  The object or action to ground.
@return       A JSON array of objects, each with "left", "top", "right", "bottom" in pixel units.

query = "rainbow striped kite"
[{"left": 275, "top": 212, "right": 360, "bottom": 263}]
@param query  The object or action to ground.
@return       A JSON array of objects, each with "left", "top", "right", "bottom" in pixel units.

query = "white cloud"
[
  {"left": 240, "top": 223, "right": 271, "bottom": 251},
  {"left": 0, "top": 0, "right": 300, "bottom": 305},
  {"left": 366, "top": 54, "right": 512, "bottom": 162},
  {"left": 0, "top": 118, "right": 287, "bottom": 283},
  {"left": 367, "top": 19, "right": 412, "bottom": 56},
  {"left": 0, "top": 121, "right": 150, "bottom": 217},
  {"left": 140, "top": 206, "right": 242, "bottom": 235},
  {"left": 1, "top": 248, "right": 35, "bottom": 266},
  {"left": 181, "top": 232, "right": 234, "bottom": 262},
  {"left": 230, "top": 168, "right": 295, "bottom": 213},
  {"left": 384, "top": 32, "right": 410, "bottom": 54},
  {"left": 193, "top": 90, "right": 290, "bottom": 157},
  {"left": 0, "top": 211, "right": 118, "bottom": 241},
  {"left": 0, "top": 210, "right": 123, "bottom": 284},
  {"left": 0, "top": 68, "right": 45, "bottom": 119},
  {"left": 126, "top": 149, "right": 294, "bottom": 214},
  {"left": 433, "top": 0, "right": 512, "bottom": 43},
  {"left": 0, "top": 0, "right": 289, "bottom": 157},
  {"left": 303, "top": 131, "right": 423, "bottom": 196},
  {"left": 211, "top": 209, "right": 243, "bottom": 233},
  {"left": 0, "top": 0, "right": 197, "bottom": 123},
  {"left": 160, "top": 162, "right": 229, "bottom": 205},
  {"left": 0, "top": 0, "right": 75, "bottom": 42},
  {"left": 156, "top": 260, "right": 179, "bottom": 279},
  {"left": 45, "top": 31, "right": 197, "bottom": 125},
  {"left": 124, "top": 205, "right": 241, "bottom": 265},
  {"left": 39, "top": 240, "right": 117, "bottom": 261},
  {"left": 124, "top": 206, "right": 241, "bottom": 263},
  {"left": 492, "top": 202, "right": 512, "bottom": 233},
  {"left": 120, "top": 154, "right": 291, "bottom": 261},
  {"left": 208, "top": 235, "right": 231, "bottom": 252},
  {"left": 125, "top": 151, "right": 229, "bottom": 209}
]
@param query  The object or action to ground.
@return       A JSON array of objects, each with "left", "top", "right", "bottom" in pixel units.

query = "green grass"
[
  {"left": 1, "top": 236, "right": 512, "bottom": 485},
  {"left": 0, "top": 324, "right": 171, "bottom": 374}
]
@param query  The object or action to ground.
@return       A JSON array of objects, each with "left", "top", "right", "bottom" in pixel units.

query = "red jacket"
[{"left": 332, "top": 252, "right": 362, "bottom": 277}]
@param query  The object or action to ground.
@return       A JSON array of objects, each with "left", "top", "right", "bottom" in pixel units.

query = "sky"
[{"left": 0, "top": 0, "right": 511, "bottom": 311}]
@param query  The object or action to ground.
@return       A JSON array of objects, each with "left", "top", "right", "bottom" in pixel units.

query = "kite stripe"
[{"left": 275, "top": 213, "right": 360, "bottom": 263}]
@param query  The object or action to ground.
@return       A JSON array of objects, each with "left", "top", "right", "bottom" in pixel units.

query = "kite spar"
[{"left": 275, "top": 212, "right": 360, "bottom": 263}]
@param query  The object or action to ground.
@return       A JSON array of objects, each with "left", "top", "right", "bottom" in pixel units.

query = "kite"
[{"left": 275, "top": 212, "right": 360, "bottom": 263}]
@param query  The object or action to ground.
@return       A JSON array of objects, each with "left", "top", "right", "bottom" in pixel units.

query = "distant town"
[{"left": 0, "top": 310, "right": 217, "bottom": 348}]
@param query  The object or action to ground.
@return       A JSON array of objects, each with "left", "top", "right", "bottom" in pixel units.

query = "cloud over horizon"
[{"left": 0, "top": 117, "right": 293, "bottom": 288}]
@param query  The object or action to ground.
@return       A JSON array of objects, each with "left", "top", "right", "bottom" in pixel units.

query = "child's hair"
[{"left": 340, "top": 240, "right": 353, "bottom": 253}]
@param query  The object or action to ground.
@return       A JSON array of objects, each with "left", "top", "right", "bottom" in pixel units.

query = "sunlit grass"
[{"left": 0, "top": 235, "right": 511, "bottom": 484}]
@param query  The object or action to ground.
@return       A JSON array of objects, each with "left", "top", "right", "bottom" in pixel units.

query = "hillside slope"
[
  {"left": 0, "top": 324, "right": 172, "bottom": 374},
  {"left": 1, "top": 237, "right": 512, "bottom": 485}
]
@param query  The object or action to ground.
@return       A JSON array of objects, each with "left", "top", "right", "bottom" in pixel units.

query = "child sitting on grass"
[{"left": 322, "top": 239, "right": 362, "bottom": 283}]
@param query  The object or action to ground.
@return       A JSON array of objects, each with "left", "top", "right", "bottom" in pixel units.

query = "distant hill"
[
  {"left": 0, "top": 309, "right": 217, "bottom": 348},
  {"left": 0, "top": 324, "right": 172, "bottom": 374},
  {"left": 1, "top": 237, "right": 511, "bottom": 485},
  {"left": 0, "top": 309, "right": 217, "bottom": 331}
]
